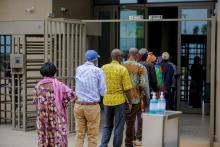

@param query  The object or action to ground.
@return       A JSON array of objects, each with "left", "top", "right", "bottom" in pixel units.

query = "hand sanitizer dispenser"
[
  {"left": 149, "top": 92, "right": 158, "bottom": 114},
  {"left": 158, "top": 91, "right": 166, "bottom": 113}
]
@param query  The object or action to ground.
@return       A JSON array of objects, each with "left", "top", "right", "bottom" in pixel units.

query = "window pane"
[
  {"left": 148, "top": 0, "right": 209, "bottom": 2},
  {"left": 120, "top": 10, "right": 145, "bottom": 52},
  {"left": 0, "top": 36, "right": 5, "bottom": 45},
  {"left": 6, "top": 46, "right": 11, "bottom": 53},
  {"left": 120, "top": 0, "right": 137, "bottom": 3},
  {"left": 181, "top": 9, "right": 208, "bottom": 35},
  {"left": 6, "top": 36, "right": 11, "bottom": 45},
  {"left": 1, "top": 46, "right": 4, "bottom": 53}
]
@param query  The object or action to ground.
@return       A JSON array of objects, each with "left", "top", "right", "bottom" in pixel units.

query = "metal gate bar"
[
  {"left": 0, "top": 35, "right": 12, "bottom": 124},
  {"left": 45, "top": 19, "right": 86, "bottom": 132},
  {"left": 11, "top": 35, "right": 25, "bottom": 130}
]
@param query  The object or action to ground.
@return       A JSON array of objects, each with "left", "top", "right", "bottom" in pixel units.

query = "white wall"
[{"left": 0, "top": 0, "right": 52, "bottom": 21}]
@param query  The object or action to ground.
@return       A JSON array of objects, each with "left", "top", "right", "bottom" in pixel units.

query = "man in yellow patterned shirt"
[{"left": 100, "top": 49, "right": 133, "bottom": 147}]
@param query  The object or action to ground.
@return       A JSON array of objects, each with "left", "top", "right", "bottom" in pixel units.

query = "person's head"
[
  {"left": 128, "top": 48, "right": 138, "bottom": 59},
  {"left": 40, "top": 62, "right": 57, "bottom": 77},
  {"left": 194, "top": 56, "right": 201, "bottom": 64},
  {"left": 138, "top": 48, "right": 148, "bottom": 61},
  {"left": 162, "top": 52, "right": 170, "bottom": 62},
  {"left": 85, "top": 50, "right": 100, "bottom": 66},
  {"left": 111, "top": 49, "right": 122, "bottom": 63},
  {"left": 146, "top": 52, "right": 157, "bottom": 64}
]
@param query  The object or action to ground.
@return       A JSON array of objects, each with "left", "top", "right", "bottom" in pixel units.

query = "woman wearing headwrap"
[{"left": 33, "top": 62, "right": 76, "bottom": 147}]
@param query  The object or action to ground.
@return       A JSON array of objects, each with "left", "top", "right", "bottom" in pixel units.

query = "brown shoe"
[{"left": 134, "top": 140, "right": 142, "bottom": 146}]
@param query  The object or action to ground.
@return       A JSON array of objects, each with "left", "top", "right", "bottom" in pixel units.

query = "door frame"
[
  {"left": 93, "top": 5, "right": 119, "bottom": 49},
  {"left": 177, "top": 5, "right": 213, "bottom": 112}
]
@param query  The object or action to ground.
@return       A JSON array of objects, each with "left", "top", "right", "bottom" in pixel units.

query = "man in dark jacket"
[{"left": 160, "top": 52, "right": 175, "bottom": 109}]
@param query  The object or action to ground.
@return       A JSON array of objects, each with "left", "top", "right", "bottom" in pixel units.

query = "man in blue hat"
[{"left": 74, "top": 50, "right": 106, "bottom": 147}]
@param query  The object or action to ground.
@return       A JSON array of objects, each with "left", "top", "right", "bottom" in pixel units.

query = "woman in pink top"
[{"left": 33, "top": 62, "right": 76, "bottom": 147}]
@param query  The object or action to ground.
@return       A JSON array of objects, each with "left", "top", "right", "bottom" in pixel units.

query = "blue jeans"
[{"left": 100, "top": 103, "right": 126, "bottom": 147}]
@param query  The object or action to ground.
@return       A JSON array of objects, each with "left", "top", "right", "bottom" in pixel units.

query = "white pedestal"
[{"left": 142, "top": 111, "right": 182, "bottom": 147}]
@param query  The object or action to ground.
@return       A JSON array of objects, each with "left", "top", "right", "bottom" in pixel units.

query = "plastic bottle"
[
  {"left": 149, "top": 92, "right": 158, "bottom": 114},
  {"left": 158, "top": 92, "right": 166, "bottom": 113}
]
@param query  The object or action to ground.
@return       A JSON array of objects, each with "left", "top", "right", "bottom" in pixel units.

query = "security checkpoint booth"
[{"left": 0, "top": 19, "right": 86, "bottom": 132}]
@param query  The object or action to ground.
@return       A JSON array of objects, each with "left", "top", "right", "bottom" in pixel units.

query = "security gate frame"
[
  {"left": 44, "top": 19, "right": 86, "bottom": 132},
  {"left": 0, "top": 19, "right": 86, "bottom": 133}
]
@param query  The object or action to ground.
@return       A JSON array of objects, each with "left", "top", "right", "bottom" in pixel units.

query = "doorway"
[
  {"left": 179, "top": 8, "right": 208, "bottom": 114},
  {"left": 147, "top": 7, "right": 178, "bottom": 61}
]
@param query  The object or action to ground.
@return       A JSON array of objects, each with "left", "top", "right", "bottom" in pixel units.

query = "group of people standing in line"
[{"left": 33, "top": 48, "right": 179, "bottom": 147}]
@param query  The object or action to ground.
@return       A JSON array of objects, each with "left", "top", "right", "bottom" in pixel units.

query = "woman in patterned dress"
[{"left": 33, "top": 62, "right": 76, "bottom": 147}]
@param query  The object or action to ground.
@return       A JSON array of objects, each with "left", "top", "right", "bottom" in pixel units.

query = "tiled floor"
[
  {"left": 179, "top": 114, "right": 210, "bottom": 147},
  {"left": 0, "top": 114, "right": 209, "bottom": 147}
]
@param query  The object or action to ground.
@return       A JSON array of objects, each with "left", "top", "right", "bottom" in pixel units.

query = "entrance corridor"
[{"left": 0, "top": 114, "right": 209, "bottom": 147}]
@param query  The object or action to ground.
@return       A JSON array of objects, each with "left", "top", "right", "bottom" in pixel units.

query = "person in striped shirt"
[{"left": 74, "top": 50, "right": 107, "bottom": 147}]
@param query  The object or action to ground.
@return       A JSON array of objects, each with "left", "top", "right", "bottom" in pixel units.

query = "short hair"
[
  {"left": 129, "top": 48, "right": 138, "bottom": 57},
  {"left": 111, "top": 49, "right": 121, "bottom": 59},
  {"left": 139, "top": 48, "right": 148, "bottom": 55},
  {"left": 40, "top": 62, "right": 57, "bottom": 77}
]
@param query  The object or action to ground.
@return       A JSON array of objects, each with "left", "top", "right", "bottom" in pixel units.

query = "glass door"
[
  {"left": 119, "top": 9, "right": 145, "bottom": 54},
  {"left": 93, "top": 6, "right": 119, "bottom": 66},
  {"left": 180, "top": 8, "right": 208, "bottom": 113}
]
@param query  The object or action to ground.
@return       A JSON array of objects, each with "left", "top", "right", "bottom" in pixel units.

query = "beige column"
[{"left": 215, "top": 2, "right": 220, "bottom": 147}]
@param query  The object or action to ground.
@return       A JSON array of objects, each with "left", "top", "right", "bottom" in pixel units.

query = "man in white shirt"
[{"left": 74, "top": 50, "right": 106, "bottom": 147}]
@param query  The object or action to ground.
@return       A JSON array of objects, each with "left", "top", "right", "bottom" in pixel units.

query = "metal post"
[
  {"left": 22, "top": 35, "right": 27, "bottom": 131},
  {"left": 70, "top": 24, "right": 75, "bottom": 132},
  {"left": 210, "top": 16, "right": 216, "bottom": 147},
  {"left": 71, "top": 24, "right": 74, "bottom": 88},
  {"left": 11, "top": 36, "right": 15, "bottom": 128},
  {"left": 67, "top": 23, "right": 70, "bottom": 86},
  {"left": 75, "top": 24, "right": 79, "bottom": 68},
  {"left": 82, "top": 24, "right": 86, "bottom": 63},
  {"left": 17, "top": 37, "right": 21, "bottom": 129},
  {"left": 79, "top": 25, "right": 82, "bottom": 64},
  {"left": 4, "top": 37, "right": 7, "bottom": 124},
  {"left": 49, "top": 21, "right": 53, "bottom": 62},
  {"left": 54, "top": 22, "right": 57, "bottom": 67},
  {"left": 62, "top": 23, "right": 66, "bottom": 78},
  {"left": 58, "top": 22, "right": 62, "bottom": 77},
  {"left": 44, "top": 20, "right": 48, "bottom": 62}
]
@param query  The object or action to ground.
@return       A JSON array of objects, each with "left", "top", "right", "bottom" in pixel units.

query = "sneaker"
[{"left": 134, "top": 140, "right": 142, "bottom": 146}]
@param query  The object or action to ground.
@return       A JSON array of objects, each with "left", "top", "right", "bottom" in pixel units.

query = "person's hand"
[
  {"left": 72, "top": 95, "right": 77, "bottom": 104},
  {"left": 128, "top": 103, "right": 132, "bottom": 112}
]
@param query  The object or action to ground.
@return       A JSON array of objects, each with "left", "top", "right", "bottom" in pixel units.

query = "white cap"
[
  {"left": 162, "top": 52, "right": 170, "bottom": 60},
  {"left": 152, "top": 92, "right": 156, "bottom": 99},
  {"left": 139, "top": 48, "right": 148, "bottom": 55},
  {"left": 160, "top": 92, "right": 164, "bottom": 98}
]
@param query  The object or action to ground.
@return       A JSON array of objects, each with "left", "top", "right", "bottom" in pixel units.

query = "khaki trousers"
[{"left": 74, "top": 103, "right": 100, "bottom": 147}]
